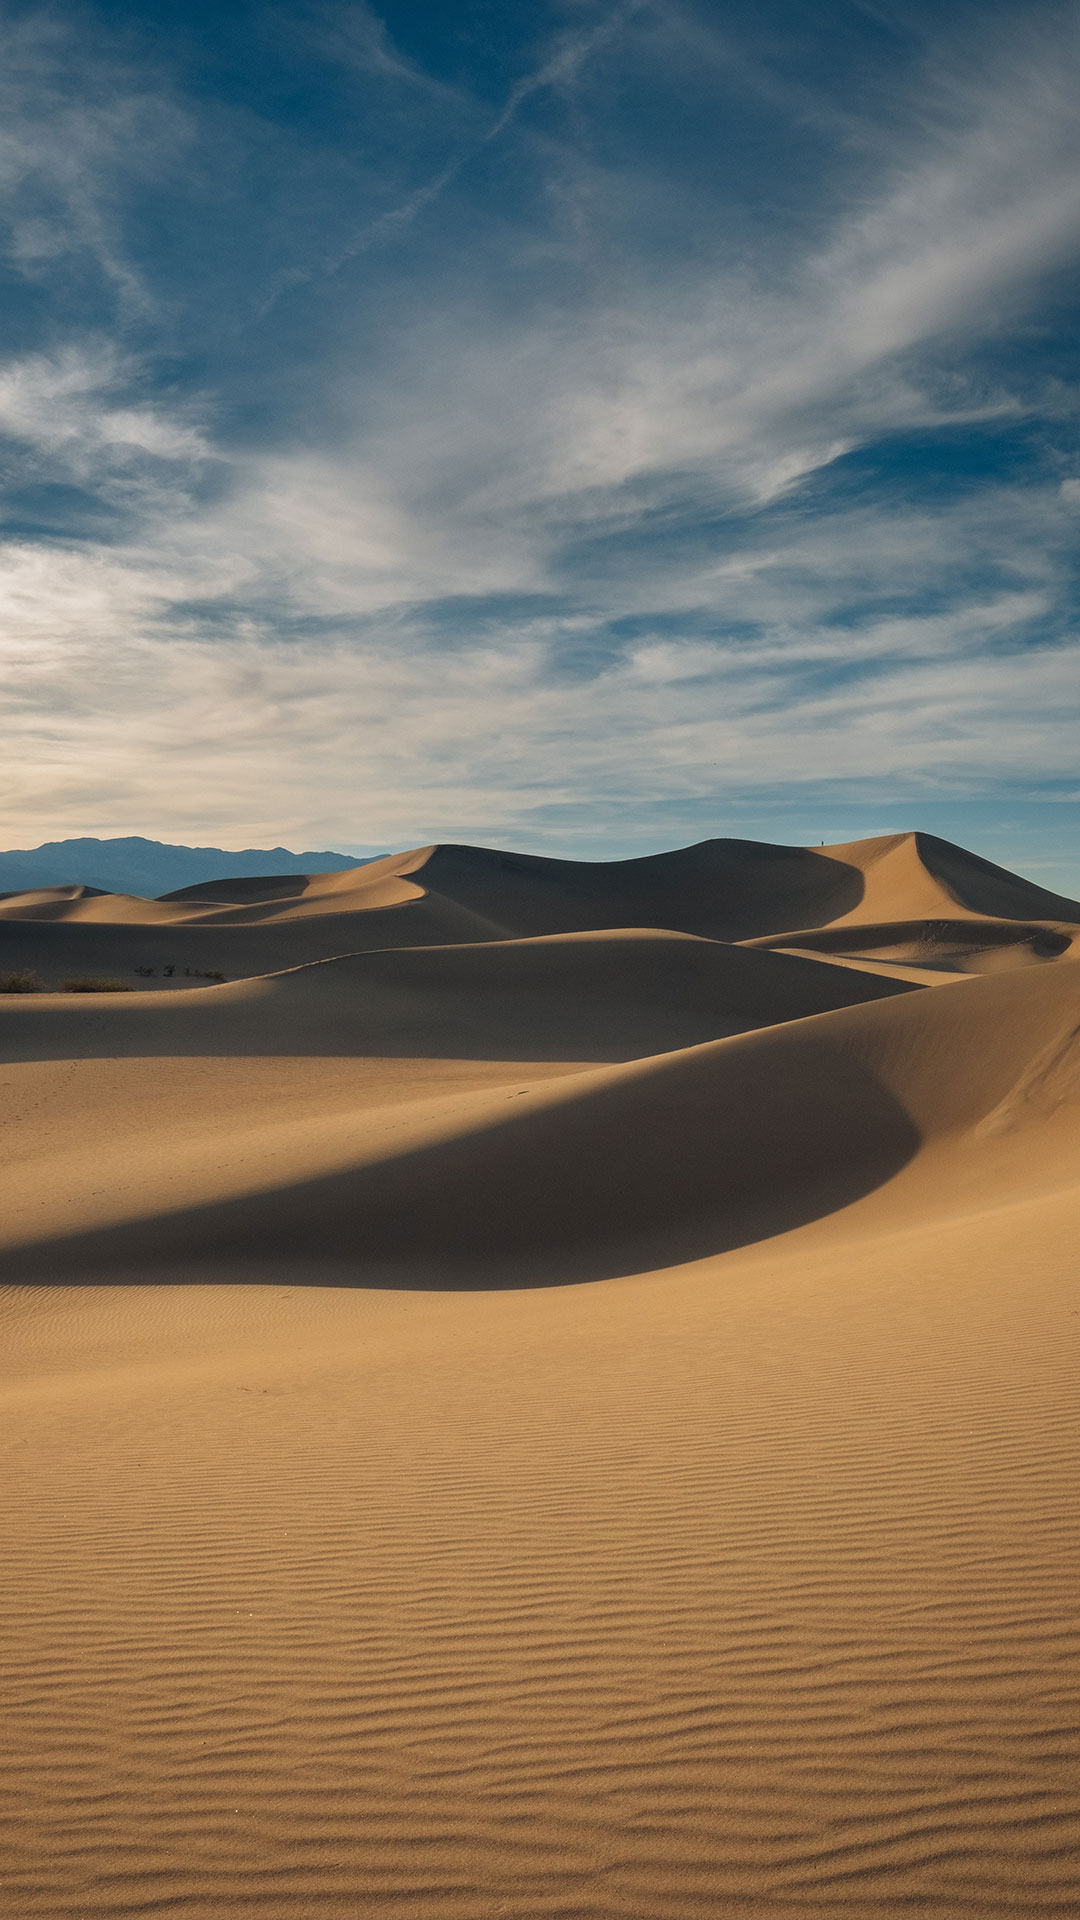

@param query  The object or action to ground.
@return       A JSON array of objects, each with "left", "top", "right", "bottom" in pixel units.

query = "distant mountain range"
[{"left": 0, "top": 836, "right": 367, "bottom": 899}]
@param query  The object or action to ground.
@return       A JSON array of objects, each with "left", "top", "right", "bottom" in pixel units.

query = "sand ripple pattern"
[
  {"left": 1, "top": 1205, "right": 1078, "bottom": 1920},
  {"left": 2, "top": 832, "right": 1080, "bottom": 1917}
]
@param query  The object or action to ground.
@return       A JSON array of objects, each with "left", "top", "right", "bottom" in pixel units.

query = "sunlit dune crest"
[{"left": 2, "top": 831, "right": 1079, "bottom": 1919}]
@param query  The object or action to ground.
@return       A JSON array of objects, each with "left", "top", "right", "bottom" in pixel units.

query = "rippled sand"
[{"left": 2, "top": 831, "right": 1078, "bottom": 1917}]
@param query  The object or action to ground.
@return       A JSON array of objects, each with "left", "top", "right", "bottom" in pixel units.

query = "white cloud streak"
[
  {"left": 0, "top": 504, "right": 1074, "bottom": 847},
  {"left": 266, "top": 0, "right": 650, "bottom": 300},
  {"left": 0, "top": 1, "right": 1079, "bottom": 853},
  {"left": 0, "top": 11, "right": 188, "bottom": 313}
]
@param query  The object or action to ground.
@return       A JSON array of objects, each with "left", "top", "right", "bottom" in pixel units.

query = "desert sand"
[{"left": 1, "top": 829, "right": 1078, "bottom": 1919}]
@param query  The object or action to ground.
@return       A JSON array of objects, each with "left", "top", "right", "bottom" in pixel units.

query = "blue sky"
[{"left": 1, "top": 0, "right": 1079, "bottom": 886}]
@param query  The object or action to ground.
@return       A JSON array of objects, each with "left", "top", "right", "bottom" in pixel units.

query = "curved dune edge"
[
  {"left": 745, "top": 915, "right": 1079, "bottom": 974},
  {"left": 0, "top": 926, "right": 918, "bottom": 1062},
  {"left": 3, "top": 956, "right": 1077, "bottom": 1283},
  {"left": 3, "top": 831, "right": 1079, "bottom": 990},
  {"left": 2, "top": 836, "right": 1079, "bottom": 1920},
  {"left": 2, "top": 1060, "right": 1079, "bottom": 1918}
]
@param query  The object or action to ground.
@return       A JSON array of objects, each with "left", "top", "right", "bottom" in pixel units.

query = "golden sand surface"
[{"left": 1, "top": 832, "right": 1078, "bottom": 1918}]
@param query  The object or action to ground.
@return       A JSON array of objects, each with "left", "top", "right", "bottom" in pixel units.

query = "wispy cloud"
[
  {"left": 0, "top": 345, "right": 207, "bottom": 467},
  {"left": 0, "top": 0, "right": 1078, "bottom": 870},
  {"left": 484, "top": 0, "right": 651, "bottom": 142},
  {"left": 0, "top": 10, "right": 188, "bottom": 314},
  {"left": 310, "top": 2, "right": 462, "bottom": 99},
  {"left": 263, "top": 0, "right": 650, "bottom": 302},
  {"left": 2, "top": 544, "right": 1076, "bottom": 848}
]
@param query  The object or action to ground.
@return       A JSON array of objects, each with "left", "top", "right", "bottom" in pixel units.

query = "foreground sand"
[{"left": 1, "top": 832, "right": 1078, "bottom": 1918}]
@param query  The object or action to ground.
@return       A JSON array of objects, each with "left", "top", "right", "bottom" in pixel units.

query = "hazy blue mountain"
[{"left": 0, "top": 837, "right": 368, "bottom": 899}]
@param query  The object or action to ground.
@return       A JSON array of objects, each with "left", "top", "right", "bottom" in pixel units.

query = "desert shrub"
[
  {"left": 0, "top": 968, "right": 44, "bottom": 993},
  {"left": 61, "top": 977, "right": 135, "bottom": 993},
  {"left": 184, "top": 966, "right": 226, "bottom": 981}
]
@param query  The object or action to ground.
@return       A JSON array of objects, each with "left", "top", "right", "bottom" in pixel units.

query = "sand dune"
[
  {"left": 5, "top": 827, "right": 1077, "bottom": 988},
  {"left": 747, "top": 915, "right": 1077, "bottom": 976},
  {"left": 1, "top": 831, "right": 1078, "bottom": 1918},
  {"left": 1, "top": 946, "right": 1075, "bottom": 1282},
  {"left": 0, "top": 926, "right": 916, "bottom": 1063},
  {"left": 391, "top": 830, "right": 1080, "bottom": 941}
]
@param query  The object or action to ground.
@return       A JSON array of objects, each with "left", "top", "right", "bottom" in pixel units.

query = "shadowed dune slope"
[
  {"left": 911, "top": 828, "right": 1080, "bottom": 921},
  {"left": 341, "top": 831, "right": 1080, "bottom": 942},
  {"left": 0, "top": 931, "right": 919, "bottom": 1271},
  {"left": 400, "top": 839, "right": 865, "bottom": 940},
  {"left": 2, "top": 838, "right": 1080, "bottom": 1920},
  {"left": 0, "top": 928, "right": 916, "bottom": 1065},
  {"left": 747, "top": 916, "right": 1079, "bottom": 974},
  {"left": 0, "top": 872, "right": 505, "bottom": 987},
  {"left": 157, "top": 847, "right": 435, "bottom": 914},
  {"left": 814, "top": 828, "right": 1080, "bottom": 926},
  {"left": 2, "top": 952, "right": 1077, "bottom": 1283},
  {"left": 4, "top": 830, "right": 1078, "bottom": 986}
]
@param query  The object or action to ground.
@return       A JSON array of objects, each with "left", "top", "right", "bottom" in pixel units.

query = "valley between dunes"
[{"left": 1, "top": 830, "right": 1079, "bottom": 1919}]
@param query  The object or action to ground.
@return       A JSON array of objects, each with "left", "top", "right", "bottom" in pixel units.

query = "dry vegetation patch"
[
  {"left": 61, "top": 977, "right": 135, "bottom": 994},
  {"left": 0, "top": 969, "right": 44, "bottom": 993}
]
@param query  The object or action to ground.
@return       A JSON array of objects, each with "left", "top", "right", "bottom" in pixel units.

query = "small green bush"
[
  {"left": 0, "top": 968, "right": 44, "bottom": 993},
  {"left": 61, "top": 977, "right": 135, "bottom": 993}
]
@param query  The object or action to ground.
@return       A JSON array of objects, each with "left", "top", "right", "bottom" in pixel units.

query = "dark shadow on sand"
[
  {"left": 749, "top": 918, "right": 1072, "bottom": 962},
  {"left": 418, "top": 841, "right": 866, "bottom": 942},
  {"left": 0, "top": 936, "right": 919, "bottom": 1065},
  {"left": 0, "top": 1032, "right": 920, "bottom": 1289},
  {"left": 0, "top": 842, "right": 869, "bottom": 989}
]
